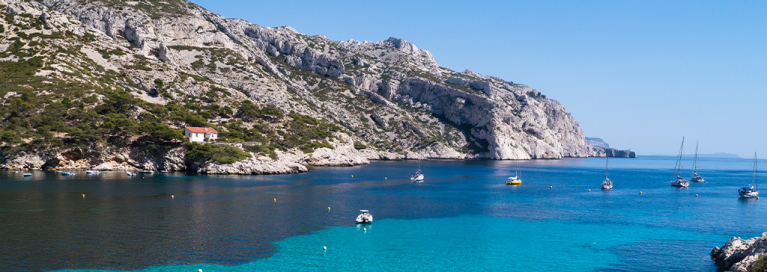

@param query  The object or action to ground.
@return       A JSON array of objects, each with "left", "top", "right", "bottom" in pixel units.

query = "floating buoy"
[
  {"left": 274, "top": 198, "right": 276, "bottom": 202},
  {"left": 363, "top": 228, "right": 366, "bottom": 232},
  {"left": 172, "top": 195, "right": 174, "bottom": 199},
  {"left": 82, "top": 194, "right": 85, "bottom": 198},
  {"left": 550, "top": 186, "right": 552, "bottom": 189},
  {"left": 351, "top": 175, "right": 354, "bottom": 178},
  {"left": 640, "top": 191, "right": 643, "bottom": 195},
  {"left": 695, "top": 194, "right": 698, "bottom": 197},
  {"left": 323, "top": 246, "right": 327, "bottom": 251},
  {"left": 199, "top": 269, "right": 203, "bottom": 272},
  {"left": 385, "top": 177, "right": 387, "bottom": 180},
  {"left": 588, "top": 189, "right": 591, "bottom": 192},
  {"left": 328, "top": 207, "right": 331, "bottom": 211}
]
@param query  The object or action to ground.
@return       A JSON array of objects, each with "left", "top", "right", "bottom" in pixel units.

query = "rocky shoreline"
[
  {"left": 711, "top": 232, "right": 767, "bottom": 272},
  {"left": 0, "top": 143, "right": 636, "bottom": 175}
]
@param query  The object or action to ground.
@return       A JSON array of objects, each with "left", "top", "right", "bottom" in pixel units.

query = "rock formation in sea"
[
  {"left": 0, "top": 0, "right": 614, "bottom": 173},
  {"left": 711, "top": 232, "right": 767, "bottom": 272}
]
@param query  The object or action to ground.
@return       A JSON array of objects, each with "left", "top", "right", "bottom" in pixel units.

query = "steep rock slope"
[{"left": 0, "top": 0, "right": 597, "bottom": 170}]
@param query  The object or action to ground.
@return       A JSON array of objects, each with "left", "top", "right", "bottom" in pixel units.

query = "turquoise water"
[
  {"left": 1, "top": 156, "right": 765, "bottom": 271},
  {"left": 58, "top": 216, "right": 726, "bottom": 272}
]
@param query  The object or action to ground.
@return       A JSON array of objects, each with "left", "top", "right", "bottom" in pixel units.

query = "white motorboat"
[
  {"left": 670, "top": 137, "right": 690, "bottom": 188},
  {"left": 22, "top": 173, "right": 32, "bottom": 177},
  {"left": 85, "top": 170, "right": 99, "bottom": 175},
  {"left": 739, "top": 153, "right": 759, "bottom": 199},
  {"left": 356, "top": 210, "right": 373, "bottom": 224},
  {"left": 127, "top": 172, "right": 136, "bottom": 176},
  {"left": 138, "top": 170, "right": 153, "bottom": 174},
  {"left": 602, "top": 156, "right": 613, "bottom": 190}
]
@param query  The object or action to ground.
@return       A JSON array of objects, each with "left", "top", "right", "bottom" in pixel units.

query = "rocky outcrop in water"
[{"left": 712, "top": 232, "right": 767, "bottom": 272}]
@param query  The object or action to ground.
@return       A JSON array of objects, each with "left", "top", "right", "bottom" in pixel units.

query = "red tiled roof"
[{"left": 185, "top": 127, "right": 217, "bottom": 133}]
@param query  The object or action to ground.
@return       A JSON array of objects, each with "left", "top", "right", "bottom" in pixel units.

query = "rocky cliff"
[
  {"left": 712, "top": 232, "right": 767, "bottom": 272},
  {"left": 0, "top": 0, "right": 602, "bottom": 173}
]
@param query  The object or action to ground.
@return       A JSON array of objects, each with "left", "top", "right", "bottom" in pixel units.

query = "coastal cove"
[{"left": 2, "top": 156, "right": 766, "bottom": 271}]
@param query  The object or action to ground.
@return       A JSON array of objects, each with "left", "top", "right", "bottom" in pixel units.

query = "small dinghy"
[
  {"left": 356, "top": 210, "right": 373, "bottom": 224},
  {"left": 138, "top": 170, "right": 153, "bottom": 174},
  {"left": 22, "top": 173, "right": 32, "bottom": 177},
  {"left": 127, "top": 172, "right": 136, "bottom": 176},
  {"left": 61, "top": 172, "right": 76, "bottom": 176},
  {"left": 160, "top": 170, "right": 169, "bottom": 173},
  {"left": 85, "top": 170, "right": 99, "bottom": 175}
]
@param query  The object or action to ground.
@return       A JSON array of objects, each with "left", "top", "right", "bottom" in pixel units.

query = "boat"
[
  {"left": 22, "top": 173, "right": 32, "bottom": 177},
  {"left": 61, "top": 172, "right": 76, "bottom": 176},
  {"left": 12, "top": 170, "right": 18, "bottom": 173},
  {"left": 160, "top": 170, "right": 169, "bottom": 173},
  {"left": 690, "top": 142, "right": 705, "bottom": 182},
  {"left": 355, "top": 210, "right": 373, "bottom": 223},
  {"left": 127, "top": 172, "right": 136, "bottom": 176},
  {"left": 410, "top": 161, "right": 424, "bottom": 182},
  {"left": 739, "top": 153, "right": 759, "bottom": 199},
  {"left": 601, "top": 156, "right": 613, "bottom": 190},
  {"left": 85, "top": 170, "right": 99, "bottom": 175},
  {"left": 138, "top": 170, "right": 153, "bottom": 174},
  {"left": 670, "top": 137, "right": 690, "bottom": 188},
  {"left": 505, "top": 162, "right": 522, "bottom": 185}
]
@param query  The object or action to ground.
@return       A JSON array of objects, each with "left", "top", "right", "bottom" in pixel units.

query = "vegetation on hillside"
[{"left": 0, "top": 9, "right": 343, "bottom": 167}]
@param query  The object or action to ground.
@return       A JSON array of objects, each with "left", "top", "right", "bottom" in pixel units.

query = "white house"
[{"left": 184, "top": 127, "right": 217, "bottom": 143}]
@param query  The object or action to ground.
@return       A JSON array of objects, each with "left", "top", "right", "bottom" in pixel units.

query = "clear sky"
[{"left": 190, "top": 0, "right": 767, "bottom": 157}]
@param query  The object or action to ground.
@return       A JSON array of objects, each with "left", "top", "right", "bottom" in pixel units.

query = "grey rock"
[{"left": 712, "top": 232, "right": 767, "bottom": 272}]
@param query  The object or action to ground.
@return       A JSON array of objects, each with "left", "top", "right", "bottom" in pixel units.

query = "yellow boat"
[
  {"left": 505, "top": 176, "right": 522, "bottom": 185},
  {"left": 505, "top": 162, "right": 522, "bottom": 185}
]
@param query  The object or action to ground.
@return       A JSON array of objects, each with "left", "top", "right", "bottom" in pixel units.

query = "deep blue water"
[{"left": 1, "top": 156, "right": 765, "bottom": 271}]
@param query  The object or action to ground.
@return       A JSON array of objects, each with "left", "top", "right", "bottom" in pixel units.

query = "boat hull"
[
  {"left": 601, "top": 184, "right": 613, "bottom": 190},
  {"left": 671, "top": 181, "right": 690, "bottom": 188},
  {"left": 505, "top": 180, "right": 522, "bottom": 185}
]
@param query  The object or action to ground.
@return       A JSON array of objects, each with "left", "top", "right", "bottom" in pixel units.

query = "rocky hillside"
[
  {"left": 712, "top": 232, "right": 767, "bottom": 272},
  {"left": 0, "top": 0, "right": 600, "bottom": 171}
]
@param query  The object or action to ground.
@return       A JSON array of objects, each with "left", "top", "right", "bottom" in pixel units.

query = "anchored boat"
[
  {"left": 410, "top": 161, "right": 424, "bottom": 182},
  {"left": 670, "top": 137, "right": 690, "bottom": 188},
  {"left": 505, "top": 162, "right": 522, "bottom": 185},
  {"left": 356, "top": 210, "right": 373, "bottom": 224},
  {"left": 690, "top": 142, "right": 705, "bottom": 182},
  {"left": 602, "top": 156, "right": 613, "bottom": 190},
  {"left": 739, "top": 153, "right": 759, "bottom": 199}
]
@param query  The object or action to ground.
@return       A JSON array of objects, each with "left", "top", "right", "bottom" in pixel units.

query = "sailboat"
[
  {"left": 601, "top": 156, "right": 613, "bottom": 190},
  {"left": 690, "top": 142, "right": 705, "bottom": 182},
  {"left": 739, "top": 153, "right": 759, "bottom": 199},
  {"left": 410, "top": 160, "right": 424, "bottom": 182},
  {"left": 506, "top": 162, "right": 522, "bottom": 185},
  {"left": 670, "top": 137, "right": 690, "bottom": 188}
]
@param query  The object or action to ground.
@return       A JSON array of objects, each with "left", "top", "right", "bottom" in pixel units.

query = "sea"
[{"left": 1, "top": 156, "right": 765, "bottom": 271}]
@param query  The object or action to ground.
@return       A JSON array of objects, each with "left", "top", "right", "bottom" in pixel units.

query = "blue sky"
[{"left": 190, "top": 0, "right": 767, "bottom": 157}]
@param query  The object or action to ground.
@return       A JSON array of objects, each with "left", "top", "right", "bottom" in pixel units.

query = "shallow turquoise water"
[
  {"left": 58, "top": 215, "right": 727, "bottom": 272},
  {"left": 1, "top": 156, "right": 765, "bottom": 271}
]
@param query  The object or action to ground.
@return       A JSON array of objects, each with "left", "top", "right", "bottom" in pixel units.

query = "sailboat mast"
[
  {"left": 753, "top": 152, "right": 758, "bottom": 190},
  {"left": 673, "top": 137, "right": 685, "bottom": 180},
  {"left": 693, "top": 142, "right": 699, "bottom": 173},
  {"left": 605, "top": 156, "right": 609, "bottom": 180}
]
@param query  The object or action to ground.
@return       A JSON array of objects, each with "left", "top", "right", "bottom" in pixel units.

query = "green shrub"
[
  {"left": 354, "top": 141, "right": 367, "bottom": 150},
  {"left": 751, "top": 255, "right": 767, "bottom": 272},
  {"left": 185, "top": 143, "right": 251, "bottom": 167}
]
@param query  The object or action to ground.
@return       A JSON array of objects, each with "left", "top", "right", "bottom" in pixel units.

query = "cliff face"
[
  {"left": 0, "top": 0, "right": 599, "bottom": 167},
  {"left": 712, "top": 232, "right": 767, "bottom": 272}
]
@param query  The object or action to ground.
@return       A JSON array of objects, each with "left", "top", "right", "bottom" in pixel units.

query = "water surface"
[{"left": 1, "top": 156, "right": 765, "bottom": 271}]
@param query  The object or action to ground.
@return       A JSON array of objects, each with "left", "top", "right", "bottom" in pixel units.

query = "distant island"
[{"left": 648, "top": 152, "right": 741, "bottom": 158}]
